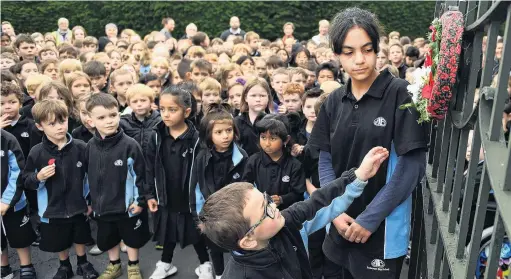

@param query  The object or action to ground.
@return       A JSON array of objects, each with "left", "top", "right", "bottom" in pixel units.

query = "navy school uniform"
[
  {"left": 71, "top": 125, "right": 94, "bottom": 143},
  {"left": 234, "top": 112, "right": 260, "bottom": 156},
  {"left": 4, "top": 114, "right": 43, "bottom": 213},
  {"left": 145, "top": 120, "right": 201, "bottom": 248},
  {"left": 22, "top": 134, "right": 93, "bottom": 252},
  {"left": 20, "top": 98, "right": 34, "bottom": 120},
  {"left": 1, "top": 130, "right": 36, "bottom": 251},
  {"left": 308, "top": 68, "right": 428, "bottom": 276},
  {"left": 119, "top": 110, "right": 161, "bottom": 153},
  {"left": 223, "top": 168, "right": 366, "bottom": 279},
  {"left": 190, "top": 142, "right": 248, "bottom": 275},
  {"left": 85, "top": 128, "right": 151, "bottom": 251},
  {"left": 242, "top": 150, "right": 305, "bottom": 210}
]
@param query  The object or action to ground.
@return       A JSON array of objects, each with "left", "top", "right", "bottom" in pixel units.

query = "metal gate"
[{"left": 408, "top": 0, "right": 511, "bottom": 278}]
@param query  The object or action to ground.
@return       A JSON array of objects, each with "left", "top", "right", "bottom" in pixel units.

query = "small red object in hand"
[{"left": 48, "top": 159, "right": 55, "bottom": 165}]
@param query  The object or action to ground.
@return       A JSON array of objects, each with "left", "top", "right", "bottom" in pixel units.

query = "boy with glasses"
[{"left": 198, "top": 147, "right": 389, "bottom": 279}]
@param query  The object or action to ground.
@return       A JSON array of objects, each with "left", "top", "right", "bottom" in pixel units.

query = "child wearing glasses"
[{"left": 198, "top": 146, "right": 389, "bottom": 279}]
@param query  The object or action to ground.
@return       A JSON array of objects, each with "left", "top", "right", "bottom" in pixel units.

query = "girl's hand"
[
  {"left": 128, "top": 203, "right": 143, "bottom": 215},
  {"left": 37, "top": 164, "right": 56, "bottom": 181},
  {"left": 291, "top": 144, "right": 304, "bottom": 157},
  {"left": 147, "top": 199, "right": 158, "bottom": 213}
]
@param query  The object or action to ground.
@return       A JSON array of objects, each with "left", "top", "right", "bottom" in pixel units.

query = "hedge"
[{"left": 1, "top": 1, "right": 435, "bottom": 41}]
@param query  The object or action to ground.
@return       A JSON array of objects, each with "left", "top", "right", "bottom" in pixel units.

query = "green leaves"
[{"left": 1, "top": 1, "right": 435, "bottom": 40}]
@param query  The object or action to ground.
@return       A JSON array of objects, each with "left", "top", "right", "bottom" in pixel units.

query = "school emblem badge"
[
  {"left": 134, "top": 219, "right": 142, "bottom": 230},
  {"left": 373, "top": 117, "right": 387, "bottom": 127},
  {"left": 0, "top": 150, "right": 4, "bottom": 157},
  {"left": 20, "top": 132, "right": 29, "bottom": 138},
  {"left": 282, "top": 175, "right": 290, "bottom": 182},
  {"left": 114, "top": 160, "right": 123, "bottom": 166},
  {"left": 182, "top": 150, "right": 188, "bottom": 157},
  {"left": 232, "top": 173, "right": 240, "bottom": 179},
  {"left": 371, "top": 259, "right": 385, "bottom": 268},
  {"left": 76, "top": 161, "right": 82, "bottom": 167},
  {"left": 20, "top": 215, "right": 30, "bottom": 227}
]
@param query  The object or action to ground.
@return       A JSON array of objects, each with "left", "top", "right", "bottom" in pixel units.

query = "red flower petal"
[{"left": 48, "top": 158, "right": 55, "bottom": 165}]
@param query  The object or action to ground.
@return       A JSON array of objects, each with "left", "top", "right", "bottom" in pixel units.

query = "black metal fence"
[{"left": 408, "top": 0, "right": 511, "bottom": 278}]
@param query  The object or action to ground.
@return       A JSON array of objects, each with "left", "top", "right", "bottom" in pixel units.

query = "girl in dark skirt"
[{"left": 145, "top": 84, "right": 210, "bottom": 279}]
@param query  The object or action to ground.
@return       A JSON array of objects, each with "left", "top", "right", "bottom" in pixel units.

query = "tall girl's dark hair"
[
  {"left": 199, "top": 103, "right": 239, "bottom": 149},
  {"left": 161, "top": 84, "right": 192, "bottom": 112},
  {"left": 139, "top": 72, "right": 160, "bottom": 84},
  {"left": 329, "top": 7, "right": 383, "bottom": 55}
]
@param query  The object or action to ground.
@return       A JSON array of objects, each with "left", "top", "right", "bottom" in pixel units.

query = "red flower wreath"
[{"left": 428, "top": 10, "right": 464, "bottom": 119}]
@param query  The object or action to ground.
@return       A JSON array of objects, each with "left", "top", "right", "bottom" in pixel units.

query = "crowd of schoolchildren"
[{"left": 1, "top": 7, "right": 508, "bottom": 279}]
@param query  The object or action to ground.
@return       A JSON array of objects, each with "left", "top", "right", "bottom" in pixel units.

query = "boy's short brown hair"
[
  {"left": 1, "top": 81, "right": 24, "bottom": 103},
  {"left": 32, "top": 99, "right": 69, "bottom": 124},
  {"left": 244, "top": 31, "right": 260, "bottom": 43},
  {"left": 289, "top": 67, "right": 308, "bottom": 80},
  {"left": 58, "top": 45, "right": 79, "bottom": 58},
  {"left": 198, "top": 182, "right": 253, "bottom": 251},
  {"left": 83, "top": 36, "right": 98, "bottom": 48},
  {"left": 199, "top": 77, "right": 221, "bottom": 95},
  {"left": 1, "top": 52, "right": 19, "bottom": 64},
  {"left": 190, "top": 59, "right": 213, "bottom": 74},
  {"left": 260, "top": 39, "right": 271, "bottom": 47},
  {"left": 271, "top": 67, "right": 290, "bottom": 81},
  {"left": 86, "top": 92, "right": 119, "bottom": 112}
]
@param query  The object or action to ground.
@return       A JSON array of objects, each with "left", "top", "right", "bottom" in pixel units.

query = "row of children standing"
[{"left": 0, "top": 17, "right": 400, "bottom": 279}]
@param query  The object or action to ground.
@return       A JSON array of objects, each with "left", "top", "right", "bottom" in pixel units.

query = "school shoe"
[
  {"left": 19, "top": 266, "right": 37, "bottom": 279},
  {"left": 89, "top": 245, "right": 104, "bottom": 255},
  {"left": 195, "top": 261, "right": 213, "bottom": 279},
  {"left": 76, "top": 262, "right": 99, "bottom": 279},
  {"left": 127, "top": 264, "right": 142, "bottom": 279},
  {"left": 53, "top": 265, "right": 74, "bottom": 279},
  {"left": 1, "top": 266, "right": 14, "bottom": 279},
  {"left": 149, "top": 261, "right": 177, "bottom": 279},
  {"left": 98, "top": 263, "right": 122, "bottom": 279}
]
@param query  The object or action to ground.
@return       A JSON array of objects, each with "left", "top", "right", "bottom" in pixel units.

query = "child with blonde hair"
[
  {"left": 199, "top": 77, "right": 222, "bottom": 112},
  {"left": 58, "top": 59, "right": 82, "bottom": 84}
]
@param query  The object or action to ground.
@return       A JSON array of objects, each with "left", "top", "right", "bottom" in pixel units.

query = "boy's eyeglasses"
[{"left": 244, "top": 192, "right": 275, "bottom": 236}]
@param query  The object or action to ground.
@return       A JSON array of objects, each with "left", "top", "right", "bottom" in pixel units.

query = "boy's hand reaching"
[
  {"left": 147, "top": 199, "right": 158, "bottom": 213},
  {"left": 271, "top": 195, "right": 282, "bottom": 206},
  {"left": 355, "top": 147, "right": 389, "bottom": 182}
]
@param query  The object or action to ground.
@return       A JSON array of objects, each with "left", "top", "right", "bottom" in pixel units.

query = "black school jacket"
[
  {"left": 189, "top": 143, "right": 247, "bottom": 217},
  {"left": 120, "top": 110, "right": 161, "bottom": 153},
  {"left": 85, "top": 128, "right": 149, "bottom": 217},
  {"left": 23, "top": 134, "right": 88, "bottom": 221},
  {"left": 4, "top": 114, "right": 43, "bottom": 158},
  {"left": 1, "top": 130, "right": 27, "bottom": 212},
  {"left": 72, "top": 125, "right": 94, "bottom": 143},
  {"left": 234, "top": 112, "right": 260, "bottom": 156},
  {"left": 242, "top": 151, "right": 305, "bottom": 209},
  {"left": 145, "top": 120, "right": 199, "bottom": 208},
  {"left": 224, "top": 168, "right": 360, "bottom": 279}
]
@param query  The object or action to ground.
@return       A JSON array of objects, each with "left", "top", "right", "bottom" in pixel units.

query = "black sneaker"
[
  {"left": 1, "top": 266, "right": 14, "bottom": 279},
  {"left": 19, "top": 266, "right": 37, "bottom": 279},
  {"left": 76, "top": 262, "right": 99, "bottom": 279},
  {"left": 53, "top": 265, "right": 73, "bottom": 279}
]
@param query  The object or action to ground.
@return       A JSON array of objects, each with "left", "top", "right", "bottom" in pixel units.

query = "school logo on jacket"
[
  {"left": 76, "top": 161, "right": 82, "bottom": 168},
  {"left": 114, "top": 160, "right": 123, "bottom": 166},
  {"left": 367, "top": 258, "right": 389, "bottom": 272},
  {"left": 0, "top": 150, "right": 4, "bottom": 157},
  {"left": 134, "top": 219, "right": 142, "bottom": 230},
  {"left": 20, "top": 132, "right": 29, "bottom": 138},
  {"left": 373, "top": 117, "right": 387, "bottom": 127},
  {"left": 20, "top": 215, "right": 30, "bottom": 227},
  {"left": 282, "top": 175, "right": 290, "bottom": 182},
  {"left": 232, "top": 173, "right": 240, "bottom": 179},
  {"left": 182, "top": 150, "right": 187, "bottom": 157}
]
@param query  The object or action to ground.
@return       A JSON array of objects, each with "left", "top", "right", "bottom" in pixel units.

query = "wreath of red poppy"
[{"left": 428, "top": 10, "right": 464, "bottom": 119}]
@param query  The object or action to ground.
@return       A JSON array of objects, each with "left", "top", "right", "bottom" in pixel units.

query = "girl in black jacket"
[
  {"left": 145, "top": 85, "right": 210, "bottom": 279},
  {"left": 190, "top": 103, "right": 248, "bottom": 278}
]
